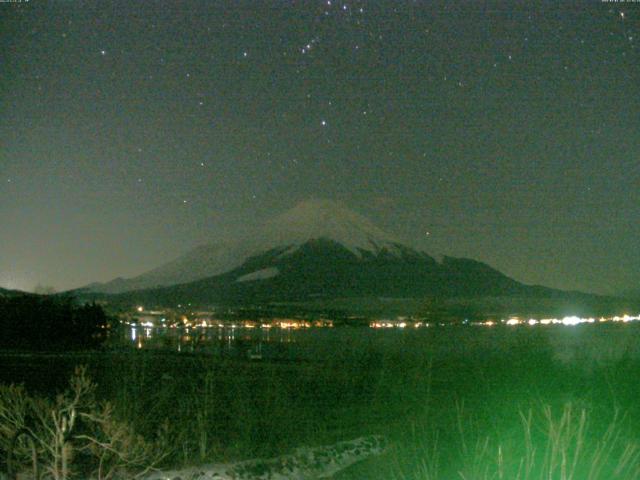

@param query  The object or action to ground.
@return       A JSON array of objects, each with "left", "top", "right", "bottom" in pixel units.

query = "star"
[
  {"left": 100, "top": 50, "right": 106, "bottom": 56},
  {"left": 321, "top": 120, "right": 327, "bottom": 126}
]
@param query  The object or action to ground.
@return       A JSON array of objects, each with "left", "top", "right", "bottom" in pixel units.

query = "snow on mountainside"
[
  {"left": 260, "top": 199, "right": 403, "bottom": 256},
  {"left": 236, "top": 267, "right": 280, "bottom": 283},
  {"left": 85, "top": 200, "right": 414, "bottom": 294}
]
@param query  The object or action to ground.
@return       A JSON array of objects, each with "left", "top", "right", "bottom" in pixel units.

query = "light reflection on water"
[
  {"left": 125, "top": 325, "right": 298, "bottom": 358},
  {"left": 123, "top": 322, "right": 640, "bottom": 369}
]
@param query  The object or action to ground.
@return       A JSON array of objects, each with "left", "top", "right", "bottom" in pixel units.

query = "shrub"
[{"left": 0, "top": 366, "right": 170, "bottom": 480}]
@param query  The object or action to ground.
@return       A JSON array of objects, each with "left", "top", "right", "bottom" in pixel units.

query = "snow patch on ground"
[{"left": 236, "top": 267, "right": 280, "bottom": 283}]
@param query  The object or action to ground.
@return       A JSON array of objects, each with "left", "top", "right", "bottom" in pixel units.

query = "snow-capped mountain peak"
[
  {"left": 258, "top": 199, "right": 402, "bottom": 256},
  {"left": 84, "top": 200, "right": 410, "bottom": 293}
]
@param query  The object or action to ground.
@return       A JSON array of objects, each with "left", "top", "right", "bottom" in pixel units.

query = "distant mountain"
[
  {"left": 0, "top": 287, "right": 31, "bottom": 298},
  {"left": 85, "top": 199, "right": 410, "bottom": 294},
  {"left": 80, "top": 199, "right": 632, "bottom": 314},
  {"left": 104, "top": 238, "right": 531, "bottom": 305},
  {"left": 76, "top": 200, "right": 556, "bottom": 308}
]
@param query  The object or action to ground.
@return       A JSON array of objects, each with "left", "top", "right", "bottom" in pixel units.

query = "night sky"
[{"left": 1, "top": 1, "right": 638, "bottom": 295}]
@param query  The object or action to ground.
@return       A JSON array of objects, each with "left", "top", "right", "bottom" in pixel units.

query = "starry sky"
[{"left": 1, "top": 0, "right": 638, "bottom": 295}]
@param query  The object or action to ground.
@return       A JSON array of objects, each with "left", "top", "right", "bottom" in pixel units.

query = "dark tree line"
[{"left": 0, "top": 295, "right": 108, "bottom": 350}]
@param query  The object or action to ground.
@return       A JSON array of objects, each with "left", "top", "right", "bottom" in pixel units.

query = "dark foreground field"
[{"left": 3, "top": 323, "right": 640, "bottom": 479}]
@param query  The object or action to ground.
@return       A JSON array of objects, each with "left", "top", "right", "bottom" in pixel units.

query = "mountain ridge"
[
  {"left": 86, "top": 199, "right": 417, "bottom": 294},
  {"left": 78, "top": 200, "right": 633, "bottom": 316},
  {"left": 89, "top": 238, "right": 531, "bottom": 306}
]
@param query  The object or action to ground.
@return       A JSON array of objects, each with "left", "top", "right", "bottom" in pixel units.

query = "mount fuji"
[
  {"left": 76, "top": 200, "right": 616, "bottom": 312},
  {"left": 83, "top": 200, "right": 552, "bottom": 304},
  {"left": 86, "top": 199, "right": 419, "bottom": 294}
]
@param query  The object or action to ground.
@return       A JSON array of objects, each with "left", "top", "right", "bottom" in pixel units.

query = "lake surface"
[
  {"left": 4, "top": 321, "right": 640, "bottom": 394},
  {"left": 122, "top": 321, "right": 640, "bottom": 368}
]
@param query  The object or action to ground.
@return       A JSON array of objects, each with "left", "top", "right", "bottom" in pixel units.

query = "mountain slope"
[
  {"left": 0, "top": 287, "right": 32, "bottom": 298},
  {"left": 82, "top": 199, "right": 624, "bottom": 312},
  {"left": 101, "top": 238, "right": 532, "bottom": 306},
  {"left": 86, "top": 199, "right": 410, "bottom": 294},
  {"left": 85, "top": 241, "right": 251, "bottom": 294}
]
